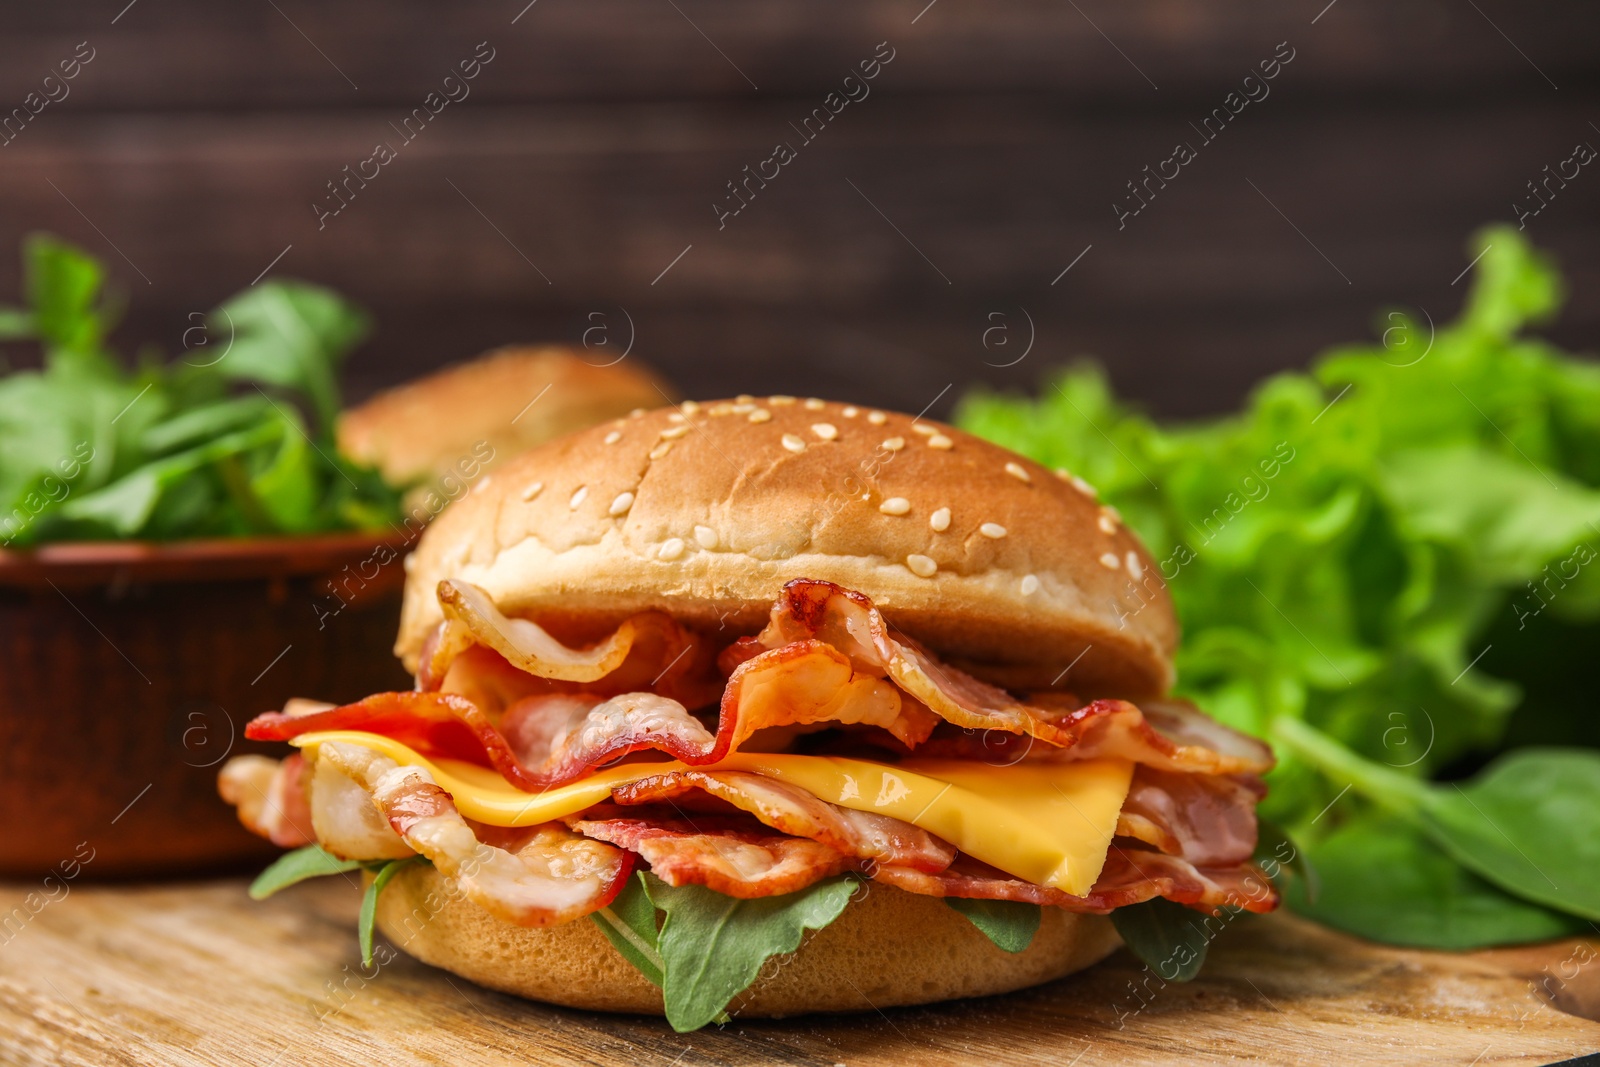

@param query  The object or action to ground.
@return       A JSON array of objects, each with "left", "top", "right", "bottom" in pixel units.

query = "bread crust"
[
  {"left": 397, "top": 397, "right": 1176, "bottom": 696},
  {"left": 337, "top": 345, "right": 673, "bottom": 491},
  {"left": 375, "top": 864, "right": 1122, "bottom": 1018}
]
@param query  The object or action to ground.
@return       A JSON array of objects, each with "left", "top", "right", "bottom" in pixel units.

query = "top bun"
[
  {"left": 338, "top": 345, "right": 673, "bottom": 494},
  {"left": 397, "top": 397, "right": 1176, "bottom": 697}
]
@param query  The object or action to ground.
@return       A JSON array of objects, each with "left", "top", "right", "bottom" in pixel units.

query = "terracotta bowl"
[{"left": 0, "top": 533, "right": 413, "bottom": 879}]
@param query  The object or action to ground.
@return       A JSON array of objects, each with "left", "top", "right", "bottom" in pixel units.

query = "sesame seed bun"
[
  {"left": 396, "top": 397, "right": 1176, "bottom": 697},
  {"left": 374, "top": 863, "right": 1121, "bottom": 1018},
  {"left": 337, "top": 346, "right": 673, "bottom": 496}
]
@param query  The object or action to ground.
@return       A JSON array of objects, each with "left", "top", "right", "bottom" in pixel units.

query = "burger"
[{"left": 220, "top": 396, "right": 1277, "bottom": 1031}]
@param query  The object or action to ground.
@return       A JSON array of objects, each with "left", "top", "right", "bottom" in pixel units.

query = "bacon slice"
[
  {"left": 309, "top": 756, "right": 414, "bottom": 861},
  {"left": 572, "top": 814, "right": 853, "bottom": 898},
  {"left": 249, "top": 638, "right": 935, "bottom": 791},
  {"left": 316, "top": 741, "right": 632, "bottom": 926},
  {"left": 874, "top": 848, "right": 1278, "bottom": 914},
  {"left": 1115, "top": 767, "right": 1264, "bottom": 867},
  {"left": 218, "top": 754, "right": 314, "bottom": 848},
  {"left": 761, "top": 579, "right": 1273, "bottom": 775},
  {"left": 611, "top": 769, "right": 956, "bottom": 873}
]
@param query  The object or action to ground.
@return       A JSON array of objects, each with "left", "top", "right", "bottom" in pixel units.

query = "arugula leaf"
[
  {"left": 0, "top": 234, "right": 402, "bottom": 544},
  {"left": 589, "top": 872, "right": 666, "bottom": 987},
  {"left": 1254, "top": 817, "right": 1320, "bottom": 904},
  {"left": 945, "top": 897, "right": 1041, "bottom": 953},
  {"left": 956, "top": 224, "right": 1600, "bottom": 949},
  {"left": 1110, "top": 898, "right": 1217, "bottom": 982},
  {"left": 1277, "top": 719, "right": 1600, "bottom": 922},
  {"left": 249, "top": 844, "right": 363, "bottom": 900},
  {"left": 641, "top": 873, "right": 857, "bottom": 1032},
  {"left": 212, "top": 281, "right": 369, "bottom": 436},
  {"left": 359, "top": 857, "right": 425, "bottom": 968},
  {"left": 1287, "top": 814, "right": 1588, "bottom": 949}
]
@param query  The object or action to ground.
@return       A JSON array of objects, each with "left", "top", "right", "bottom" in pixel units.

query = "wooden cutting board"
[{"left": 1, "top": 877, "right": 1596, "bottom": 1066}]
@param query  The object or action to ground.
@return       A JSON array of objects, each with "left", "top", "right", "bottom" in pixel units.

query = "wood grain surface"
[
  {"left": 2, "top": 876, "right": 1596, "bottom": 1066},
  {"left": 2, "top": 1, "right": 1596, "bottom": 419}
]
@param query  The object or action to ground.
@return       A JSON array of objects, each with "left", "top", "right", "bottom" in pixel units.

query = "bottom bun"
[{"left": 374, "top": 864, "right": 1122, "bottom": 1018}]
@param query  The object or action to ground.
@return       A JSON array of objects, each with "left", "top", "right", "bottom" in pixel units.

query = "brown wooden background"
[{"left": 1, "top": 0, "right": 1597, "bottom": 419}]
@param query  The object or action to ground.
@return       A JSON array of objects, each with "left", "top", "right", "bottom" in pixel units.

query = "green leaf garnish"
[
  {"left": 1110, "top": 898, "right": 1215, "bottom": 982},
  {"left": 955, "top": 224, "right": 1600, "bottom": 950},
  {"left": 0, "top": 234, "right": 402, "bottom": 546},
  {"left": 359, "top": 857, "right": 425, "bottom": 968},
  {"left": 589, "top": 872, "right": 666, "bottom": 987},
  {"left": 945, "top": 897, "right": 1041, "bottom": 953},
  {"left": 641, "top": 873, "right": 857, "bottom": 1032},
  {"left": 248, "top": 844, "right": 363, "bottom": 900},
  {"left": 1287, "top": 814, "right": 1588, "bottom": 949}
]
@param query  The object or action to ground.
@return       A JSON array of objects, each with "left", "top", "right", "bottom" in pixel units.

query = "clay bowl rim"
[{"left": 0, "top": 529, "right": 415, "bottom": 589}]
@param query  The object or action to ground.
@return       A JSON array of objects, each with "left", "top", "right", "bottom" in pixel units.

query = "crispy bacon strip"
[
  {"left": 218, "top": 754, "right": 314, "bottom": 848},
  {"left": 309, "top": 756, "right": 414, "bottom": 861},
  {"left": 1115, "top": 767, "right": 1264, "bottom": 867},
  {"left": 762, "top": 579, "right": 1273, "bottom": 775},
  {"left": 611, "top": 769, "right": 955, "bottom": 873},
  {"left": 573, "top": 814, "right": 853, "bottom": 898},
  {"left": 249, "top": 639, "right": 932, "bottom": 790},
  {"left": 874, "top": 848, "right": 1278, "bottom": 914},
  {"left": 316, "top": 741, "right": 631, "bottom": 926}
]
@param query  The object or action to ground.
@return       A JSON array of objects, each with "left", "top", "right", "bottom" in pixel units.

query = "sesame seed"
[
  {"left": 608, "top": 491, "right": 634, "bottom": 516},
  {"left": 732, "top": 402, "right": 755, "bottom": 414},
  {"left": 879, "top": 497, "right": 911, "bottom": 516},
  {"left": 681, "top": 400, "right": 701, "bottom": 415},
  {"left": 928, "top": 434, "right": 953, "bottom": 450},
  {"left": 649, "top": 442, "right": 673, "bottom": 460},
  {"left": 668, "top": 412, "right": 685, "bottom": 423},
  {"left": 770, "top": 395, "right": 796, "bottom": 406},
  {"left": 1071, "top": 476, "right": 1097, "bottom": 499},
  {"left": 659, "top": 538, "right": 686, "bottom": 561},
  {"left": 471, "top": 475, "right": 492, "bottom": 495},
  {"left": 1099, "top": 552, "right": 1120, "bottom": 570},
  {"left": 929, "top": 507, "right": 951, "bottom": 532},
  {"left": 1103, "top": 504, "right": 1122, "bottom": 523},
  {"left": 603, "top": 430, "right": 622, "bottom": 445},
  {"left": 1126, "top": 552, "right": 1144, "bottom": 579},
  {"left": 882, "top": 437, "right": 905, "bottom": 452},
  {"left": 867, "top": 411, "right": 888, "bottom": 425},
  {"left": 781, "top": 434, "right": 806, "bottom": 453},
  {"left": 569, "top": 486, "right": 588, "bottom": 509},
  {"left": 1020, "top": 574, "right": 1041, "bottom": 596},
  {"left": 748, "top": 409, "right": 772, "bottom": 424},
  {"left": 912, "top": 424, "right": 936, "bottom": 436},
  {"left": 521, "top": 481, "right": 543, "bottom": 501},
  {"left": 629, "top": 408, "right": 647, "bottom": 418},
  {"left": 804, "top": 398, "right": 826, "bottom": 410},
  {"left": 735, "top": 394, "right": 755, "bottom": 404},
  {"left": 1004, "top": 462, "right": 1031, "bottom": 483},
  {"left": 979, "top": 522, "right": 1007, "bottom": 539},
  {"left": 709, "top": 402, "right": 733, "bottom": 416},
  {"left": 661, "top": 424, "right": 690, "bottom": 439},
  {"left": 842, "top": 406, "right": 859, "bottom": 418},
  {"left": 694, "top": 525, "right": 718, "bottom": 549},
  {"left": 906, "top": 553, "right": 938, "bottom": 578},
  {"left": 811, "top": 423, "right": 838, "bottom": 441},
  {"left": 1098, "top": 514, "right": 1117, "bottom": 534}
]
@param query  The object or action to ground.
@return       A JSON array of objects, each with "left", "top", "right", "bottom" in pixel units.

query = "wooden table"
[{"left": 2, "top": 877, "right": 1597, "bottom": 1066}]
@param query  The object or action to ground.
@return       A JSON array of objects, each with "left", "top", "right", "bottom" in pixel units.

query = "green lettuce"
[
  {"left": 0, "top": 233, "right": 400, "bottom": 545},
  {"left": 955, "top": 226, "right": 1600, "bottom": 947}
]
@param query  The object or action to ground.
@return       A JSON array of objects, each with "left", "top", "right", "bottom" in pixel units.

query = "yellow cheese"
[{"left": 292, "top": 731, "right": 1133, "bottom": 896}]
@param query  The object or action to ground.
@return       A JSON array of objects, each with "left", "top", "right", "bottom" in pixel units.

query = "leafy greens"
[
  {"left": 0, "top": 233, "right": 400, "bottom": 546},
  {"left": 955, "top": 225, "right": 1600, "bottom": 948}
]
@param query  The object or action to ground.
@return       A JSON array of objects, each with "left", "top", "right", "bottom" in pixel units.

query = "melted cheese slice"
[{"left": 291, "top": 731, "right": 1133, "bottom": 896}]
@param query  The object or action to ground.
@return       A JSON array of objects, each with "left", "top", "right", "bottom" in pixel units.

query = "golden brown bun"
[
  {"left": 337, "top": 346, "right": 673, "bottom": 493},
  {"left": 396, "top": 397, "right": 1176, "bottom": 696},
  {"left": 375, "top": 864, "right": 1121, "bottom": 1018}
]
